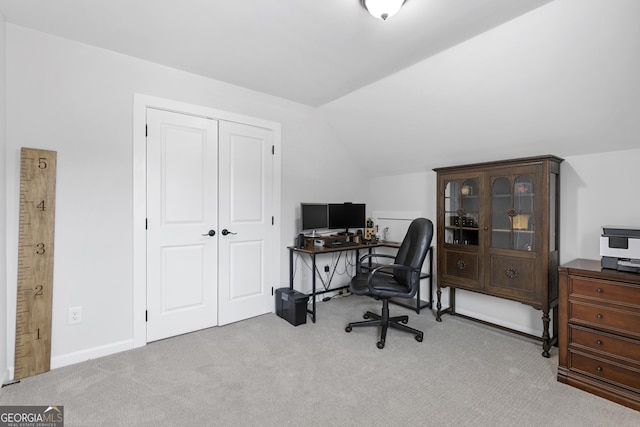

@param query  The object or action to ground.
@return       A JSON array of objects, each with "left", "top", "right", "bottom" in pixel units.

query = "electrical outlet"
[
  {"left": 68, "top": 306, "right": 82, "bottom": 325},
  {"left": 324, "top": 265, "right": 330, "bottom": 273}
]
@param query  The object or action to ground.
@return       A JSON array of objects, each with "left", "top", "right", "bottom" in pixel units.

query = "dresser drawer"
[
  {"left": 570, "top": 277, "right": 640, "bottom": 307},
  {"left": 570, "top": 351, "right": 640, "bottom": 391},
  {"left": 570, "top": 300, "right": 640, "bottom": 338},
  {"left": 570, "top": 325, "right": 640, "bottom": 363}
]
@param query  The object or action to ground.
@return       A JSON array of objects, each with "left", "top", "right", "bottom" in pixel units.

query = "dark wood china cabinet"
[{"left": 434, "top": 155, "right": 563, "bottom": 357}]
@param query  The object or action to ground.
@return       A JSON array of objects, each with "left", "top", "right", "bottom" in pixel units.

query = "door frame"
[{"left": 132, "top": 94, "right": 281, "bottom": 348}]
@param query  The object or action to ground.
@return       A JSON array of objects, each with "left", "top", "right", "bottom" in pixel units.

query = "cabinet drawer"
[
  {"left": 570, "top": 277, "right": 640, "bottom": 307},
  {"left": 444, "top": 250, "right": 479, "bottom": 282},
  {"left": 570, "top": 325, "right": 640, "bottom": 363},
  {"left": 488, "top": 255, "right": 537, "bottom": 297},
  {"left": 570, "top": 301, "right": 640, "bottom": 338},
  {"left": 570, "top": 351, "right": 640, "bottom": 391}
]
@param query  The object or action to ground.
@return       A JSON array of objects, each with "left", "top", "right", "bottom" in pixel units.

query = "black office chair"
[{"left": 345, "top": 218, "right": 433, "bottom": 349}]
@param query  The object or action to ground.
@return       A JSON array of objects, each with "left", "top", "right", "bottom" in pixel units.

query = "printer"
[{"left": 600, "top": 226, "right": 640, "bottom": 273}]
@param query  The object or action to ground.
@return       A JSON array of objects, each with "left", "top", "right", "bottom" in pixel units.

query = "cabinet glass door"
[
  {"left": 491, "top": 175, "right": 535, "bottom": 251},
  {"left": 444, "top": 178, "right": 479, "bottom": 246}
]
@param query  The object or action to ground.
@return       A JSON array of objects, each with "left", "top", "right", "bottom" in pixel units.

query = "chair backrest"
[{"left": 393, "top": 218, "right": 433, "bottom": 288}]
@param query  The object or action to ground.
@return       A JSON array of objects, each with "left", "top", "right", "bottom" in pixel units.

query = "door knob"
[
  {"left": 221, "top": 229, "right": 237, "bottom": 236},
  {"left": 202, "top": 230, "right": 216, "bottom": 237}
]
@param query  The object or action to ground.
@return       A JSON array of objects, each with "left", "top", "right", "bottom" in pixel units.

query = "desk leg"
[
  {"left": 289, "top": 248, "right": 294, "bottom": 289},
  {"left": 311, "top": 253, "right": 316, "bottom": 323},
  {"left": 428, "top": 248, "right": 433, "bottom": 310},
  {"left": 417, "top": 248, "right": 434, "bottom": 314}
]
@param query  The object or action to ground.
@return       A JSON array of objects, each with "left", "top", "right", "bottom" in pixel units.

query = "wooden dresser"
[{"left": 557, "top": 259, "right": 640, "bottom": 411}]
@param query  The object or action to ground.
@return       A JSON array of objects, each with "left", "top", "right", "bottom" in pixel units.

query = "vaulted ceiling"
[
  {"left": 0, "top": 0, "right": 552, "bottom": 106},
  {"left": 1, "top": 0, "right": 638, "bottom": 175}
]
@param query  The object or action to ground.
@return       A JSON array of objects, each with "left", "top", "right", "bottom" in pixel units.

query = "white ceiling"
[
  {"left": 1, "top": 0, "right": 638, "bottom": 176},
  {"left": 0, "top": 0, "right": 552, "bottom": 107}
]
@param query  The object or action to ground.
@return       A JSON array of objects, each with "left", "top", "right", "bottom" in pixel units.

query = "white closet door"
[
  {"left": 146, "top": 109, "right": 219, "bottom": 342},
  {"left": 217, "top": 121, "right": 275, "bottom": 325}
]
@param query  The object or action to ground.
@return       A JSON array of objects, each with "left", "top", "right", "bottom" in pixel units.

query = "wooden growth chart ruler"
[{"left": 14, "top": 147, "right": 57, "bottom": 380}]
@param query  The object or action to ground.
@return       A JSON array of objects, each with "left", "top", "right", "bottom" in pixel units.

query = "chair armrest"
[
  {"left": 358, "top": 253, "right": 395, "bottom": 264},
  {"left": 367, "top": 263, "right": 421, "bottom": 293},
  {"left": 357, "top": 253, "right": 395, "bottom": 273}
]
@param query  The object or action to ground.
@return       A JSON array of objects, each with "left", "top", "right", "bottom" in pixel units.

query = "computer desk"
[{"left": 287, "top": 241, "right": 433, "bottom": 323}]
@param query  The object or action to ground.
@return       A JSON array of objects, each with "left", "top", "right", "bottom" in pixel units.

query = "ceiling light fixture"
[{"left": 361, "top": 0, "right": 406, "bottom": 21}]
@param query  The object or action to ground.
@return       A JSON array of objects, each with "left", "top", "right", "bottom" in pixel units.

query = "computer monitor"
[
  {"left": 328, "top": 203, "right": 366, "bottom": 235},
  {"left": 300, "top": 203, "right": 328, "bottom": 235}
]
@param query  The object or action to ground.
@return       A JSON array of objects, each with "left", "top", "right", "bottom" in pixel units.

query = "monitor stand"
[
  {"left": 305, "top": 230, "right": 320, "bottom": 238},
  {"left": 337, "top": 229, "right": 354, "bottom": 236}
]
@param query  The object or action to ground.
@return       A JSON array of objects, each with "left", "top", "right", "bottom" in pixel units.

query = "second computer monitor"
[{"left": 328, "top": 203, "right": 366, "bottom": 235}]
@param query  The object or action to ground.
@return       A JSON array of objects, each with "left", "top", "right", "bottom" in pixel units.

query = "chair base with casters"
[{"left": 345, "top": 298, "right": 423, "bottom": 349}]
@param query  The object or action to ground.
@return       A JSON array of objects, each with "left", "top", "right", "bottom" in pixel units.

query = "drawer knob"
[
  {"left": 505, "top": 268, "right": 518, "bottom": 279},
  {"left": 596, "top": 288, "right": 603, "bottom": 293},
  {"left": 596, "top": 340, "right": 603, "bottom": 346},
  {"left": 456, "top": 260, "right": 467, "bottom": 271},
  {"left": 596, "top": 314, "right": 603, "bottom": 319},
  {"left": 596, "top": 366, "right": 603, "bottom": 373}
]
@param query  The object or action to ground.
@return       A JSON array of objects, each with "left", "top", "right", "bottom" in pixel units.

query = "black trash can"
[{"left": 275, "top": 288, "right": 309, "bottom": 326}]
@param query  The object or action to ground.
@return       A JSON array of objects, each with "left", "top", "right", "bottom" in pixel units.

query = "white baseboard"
[
  {"left": 454, "top": 308, "right": 542, "bottom": 337},
  {"left": 5, "top": 340, "right": 136, "bottom": 380},
  {"left": 0, "top": 367, "right": 9, "bottom": 386},
  {"left": 50, "top": 339, "right": 135, "bottom": 370}
]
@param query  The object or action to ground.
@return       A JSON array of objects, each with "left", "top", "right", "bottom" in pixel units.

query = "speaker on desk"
[{"left": 297, "top": 233, "right": 305, "bottom": 248}]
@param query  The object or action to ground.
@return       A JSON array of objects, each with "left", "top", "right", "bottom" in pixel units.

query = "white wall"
[
  {"left": 367, "top": 149, "right": 640, "bottom": 336},
  {"left": 282, "top": 111, "right": 366, "bottom": 294},
  {"left": 560, "top": 149, "right": 640, "bottom": 262},
  {"left": 0, "top": 12, "right": 8, "bottom": 385},
  {"left": 320, "top": 0, "right": 640, "bottom": 176},
  {"left": 365, "top": 171, "right": 435, "bottom": 300},
  {"left": 3, "top": 24, "right": 368, "bottom": 374}
]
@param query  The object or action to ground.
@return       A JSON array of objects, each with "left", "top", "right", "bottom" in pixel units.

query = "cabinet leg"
[
  {"left": 541, "top": 310, "right": 551, "bottom": 358},
  {"left": 436, "top": 286, "right": 442, "bottom": 322}
]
